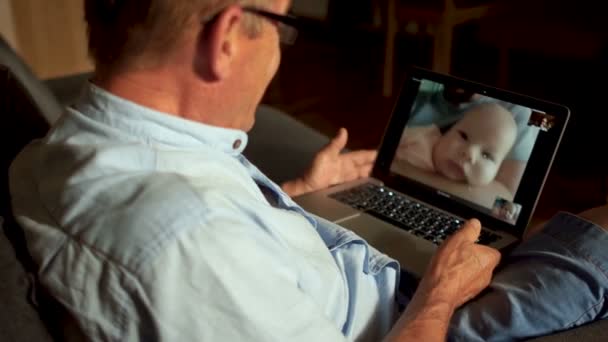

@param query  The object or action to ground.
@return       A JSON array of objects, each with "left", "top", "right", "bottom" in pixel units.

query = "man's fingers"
[
  {"left": 336, "top": 163, "right": 372, "bottom": 184},
  {"left": 456, "top": 218, "right": 482, "bottom": 243},
  {"left": 478, "top": 246, "right": 502, "bottom": 270},
  {"left": 345, "top": 149, "right": 378, "bottom": 165},
  {"left": 337, "top": 150, "right": 376, "bottom": 181},
  {"left": 324, "top": 127, "right": 348, "bottom": 154},
  {"left": 359, "top": 164, "right": 373, "bottom": 177},
  {"left": 344, "top": 167, "right": 360, "bottom": 182}
]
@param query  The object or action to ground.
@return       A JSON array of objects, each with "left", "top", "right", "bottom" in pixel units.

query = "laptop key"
[
  {"left": 331, "top": 183, "right": 481, "bottom": 245},
  {"left": 477, "top": 230, "right": 502, "bottom": 245}
]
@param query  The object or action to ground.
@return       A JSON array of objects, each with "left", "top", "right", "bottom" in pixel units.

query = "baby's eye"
[
  {"left": 458, "top": 131, "right": 468, "bottom": 141},
  {"left": 482, "top": 152, "right": 494, "bottom": 161}
]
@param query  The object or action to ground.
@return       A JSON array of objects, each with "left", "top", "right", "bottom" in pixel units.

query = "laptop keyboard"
[{"left": 329, "top": 183, "right": 502, "bottom": 246}]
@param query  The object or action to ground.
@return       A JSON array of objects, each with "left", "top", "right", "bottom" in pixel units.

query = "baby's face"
[
  {"left": 433, "top": 103, "right": 517, "bottom": 185},
  {"left": 500, "top": 204, "right": 517, "bottom": 219}
]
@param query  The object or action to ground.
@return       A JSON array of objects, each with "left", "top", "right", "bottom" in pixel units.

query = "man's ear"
[{"left": 195, "top": 5, "right": 244, "bottom": 81}]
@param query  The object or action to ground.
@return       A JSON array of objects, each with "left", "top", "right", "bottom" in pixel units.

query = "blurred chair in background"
[{"left": 380, "top": 0, "right": 498, "bottom": 97}]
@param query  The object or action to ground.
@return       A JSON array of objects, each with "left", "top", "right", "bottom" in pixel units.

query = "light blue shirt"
[{"left": 10, "top": 85, "right": 400, "bottom": 341}]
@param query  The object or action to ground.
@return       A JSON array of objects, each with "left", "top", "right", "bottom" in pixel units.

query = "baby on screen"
[{"left": 396, "top": 102, "right": 517, "bottom": 186}]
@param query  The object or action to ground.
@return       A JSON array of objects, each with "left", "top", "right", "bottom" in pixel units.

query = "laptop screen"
[{"left": 386, "top": 77, "right": 560, "bottom": 226}]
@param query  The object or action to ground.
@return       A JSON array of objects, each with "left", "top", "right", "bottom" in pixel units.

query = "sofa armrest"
[
  {"left": 0, "top": 217, "right": 53, "bottom": 342},
  {"left": 245, "top": 104, "right": 330, "bottom": 185},
  {"left": 526, "top": 319, "right": 608, "bottom": 341},
  {"left": 44, "top": 72, "right": 93, "bottom": 109}
]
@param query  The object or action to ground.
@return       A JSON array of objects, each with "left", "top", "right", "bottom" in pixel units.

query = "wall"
[
  {"left": 1, "top": 0, "right": 334, "bottom": 79},
  {"left": 1, "top": 0, "right": 92, "bottom": 79},
  {"left": 0, "top": 0, "right": 18, "bottom": 50},
  {"left": 291, "top": 0, "right": 329, "bottom": 20}
]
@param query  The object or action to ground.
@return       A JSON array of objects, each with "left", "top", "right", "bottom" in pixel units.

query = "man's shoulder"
[
  {"left": 66, "top": 166, "right": 263, "bottom": 267},
  {"left": 99, "top": 173, "right": 249, "bottom": 258},
  {"left": 9, "top": 131, "right": 263, "bottom": 273}
]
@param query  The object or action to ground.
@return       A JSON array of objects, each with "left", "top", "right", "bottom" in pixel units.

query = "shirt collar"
[{"left": 71, "top": 83, "right": 248, "bottom": 155}]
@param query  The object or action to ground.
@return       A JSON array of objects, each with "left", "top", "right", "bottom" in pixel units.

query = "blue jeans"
[{"left": 444, "top": 212, "right": 608, "bottom": 341}]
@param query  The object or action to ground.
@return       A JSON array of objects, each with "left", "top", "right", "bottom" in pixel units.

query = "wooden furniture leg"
[
  {"left": 382, "top": 0, "right": 397, "bottom": 98},
  {"left": 432, "top": 19, "right": 454, "bottom": 74},
  {"left": 497, "top": 46, "right": 510, "bottom": 88}
]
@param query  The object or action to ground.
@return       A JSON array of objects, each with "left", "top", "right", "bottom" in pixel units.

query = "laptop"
[{"left": 295, "top": 66, "right": 570, "bottom": 277}]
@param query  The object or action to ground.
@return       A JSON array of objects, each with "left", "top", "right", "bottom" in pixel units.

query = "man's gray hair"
[{"left": 84, "top": 0, "right": 274, "bottom": 75}]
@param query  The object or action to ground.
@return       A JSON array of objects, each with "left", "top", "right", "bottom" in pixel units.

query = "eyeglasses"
[{"left": 242, "top": 7, "right": 299, "bottom": 45}]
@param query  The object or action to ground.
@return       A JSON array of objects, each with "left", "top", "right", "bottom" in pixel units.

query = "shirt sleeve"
[{"left": 135, "top": 209, "right": 348, "bottom": 342}]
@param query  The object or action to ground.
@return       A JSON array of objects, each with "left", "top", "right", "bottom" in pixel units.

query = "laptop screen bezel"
[{"left": 373, "top": 66, "right": 570, "bottom": 237}]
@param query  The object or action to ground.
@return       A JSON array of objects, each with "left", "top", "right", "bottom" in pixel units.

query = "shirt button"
[{"left": 233, "top": 139, "right": 242, "bottom": 149}]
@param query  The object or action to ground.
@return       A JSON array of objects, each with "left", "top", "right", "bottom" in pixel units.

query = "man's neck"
[{"left": 94, "top": 68, "right": 249, "bottom": 130}]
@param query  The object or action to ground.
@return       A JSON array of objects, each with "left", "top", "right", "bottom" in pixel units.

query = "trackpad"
[{"left": 340, "top": 214, "right": 437, "bottom": 277}]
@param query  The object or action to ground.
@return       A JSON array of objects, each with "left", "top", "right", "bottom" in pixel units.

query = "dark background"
[{"left": 262, "top": 0, "right": 608, "bottom": 223}]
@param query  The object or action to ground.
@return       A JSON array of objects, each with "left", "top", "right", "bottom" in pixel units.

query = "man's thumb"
[
  {"left": 326, "top": 127, "right": 348, "bottom": 153},
  {"left": 460, "top": 218, "right": 482, "bottom": 242}
]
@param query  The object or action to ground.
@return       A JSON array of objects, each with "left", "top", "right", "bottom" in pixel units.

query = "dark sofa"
[{"left": 1, "top": 36, "right": 607, "bottom": 341}]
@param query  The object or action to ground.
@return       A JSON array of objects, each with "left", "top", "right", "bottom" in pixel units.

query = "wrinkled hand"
[
  {"left": 282, "top": 128, "right": 377, "bottom": 197},
  {"left": 418, "top": 218, "right": 502, "bottom": 309},
  {"left": 385, "top": 220, "right": 501, "bottom": 342}
]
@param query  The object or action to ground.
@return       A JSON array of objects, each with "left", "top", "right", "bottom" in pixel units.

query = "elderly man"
[{"left": 9, "top": 0, "right": 608, "bottom": 340}]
